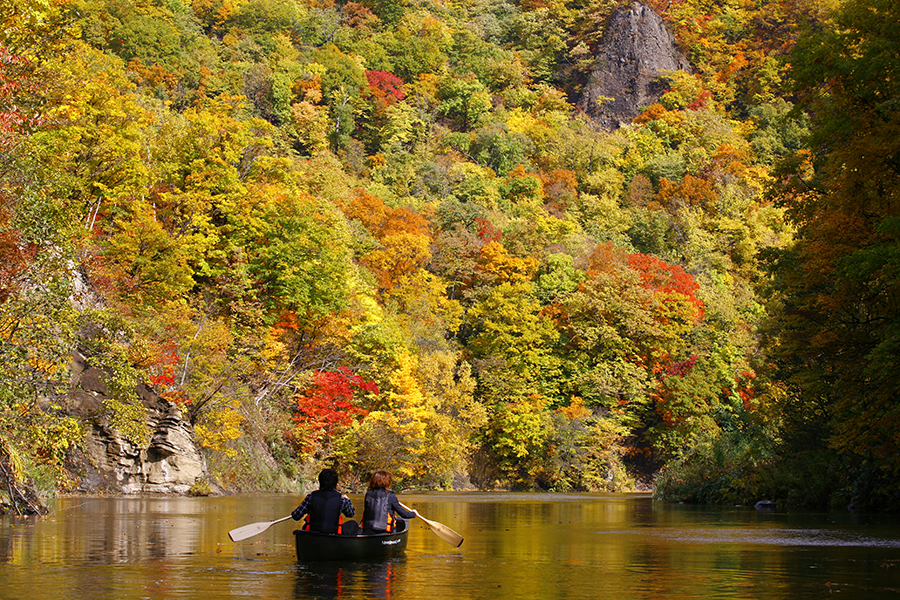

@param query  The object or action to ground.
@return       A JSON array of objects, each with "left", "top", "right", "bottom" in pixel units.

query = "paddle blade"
[
  {"left": 422, "top": 517, "right": 464, "bottom": 548},
  {"left": 399, "top": 503, "right": 463, "bottom": 548},
  {"left": 228, "top": 515, "right": 292, "bottom": 542}
]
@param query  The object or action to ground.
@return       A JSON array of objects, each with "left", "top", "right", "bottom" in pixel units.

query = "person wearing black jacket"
[
  {"left": 361, "top": 470, "right": 417, "bottom": 534},
  {"left": 291, "top": 468, "right": 359, "bottom": 535}
]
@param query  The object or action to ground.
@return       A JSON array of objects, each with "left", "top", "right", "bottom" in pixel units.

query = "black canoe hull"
[{"left": 293, "top": 529, "right": 409, "bottom": 562}]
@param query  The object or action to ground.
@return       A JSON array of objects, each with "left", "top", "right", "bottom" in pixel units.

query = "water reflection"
[
  {"left": 295, "top": 560, "right": 402, "bottom": 599},
  {"left": 3, "top": 494, "right": 900, "bottom": 599}
]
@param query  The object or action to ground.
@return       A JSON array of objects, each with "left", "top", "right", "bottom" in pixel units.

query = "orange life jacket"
[{"left": 304, "top": 514, "right": 344, "bottom": 534}]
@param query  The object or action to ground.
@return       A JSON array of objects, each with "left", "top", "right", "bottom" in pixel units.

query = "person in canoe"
[
  {"left": 291, "top": 468, "right": 359, "bottom": 535},
  {"left": 361, "top": 470, "right": 417, "bottom": 534}
]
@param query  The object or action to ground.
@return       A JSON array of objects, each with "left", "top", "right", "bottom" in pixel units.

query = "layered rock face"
[
  {"left": 578, "top": 2, "right": 691, "bottom": 130},
  {"left": 67, "top": 355, "right": 209, "bottom": 494}
]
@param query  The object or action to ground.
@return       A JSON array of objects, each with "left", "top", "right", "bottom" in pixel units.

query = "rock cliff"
[
  {"left": 578, "top": 2, "right": 691, "bottom": 130},
  {"left": 65, "top": 353, "right": 210, "bottom": 495}
]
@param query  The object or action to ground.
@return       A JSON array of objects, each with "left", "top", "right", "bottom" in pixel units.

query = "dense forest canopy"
[{"left": 0, "top": 0, "right": 897, "bottom": 509}]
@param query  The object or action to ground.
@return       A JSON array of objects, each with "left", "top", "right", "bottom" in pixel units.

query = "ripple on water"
[{"left": 652, "top": 526, "right": 900, "bottom": 548}]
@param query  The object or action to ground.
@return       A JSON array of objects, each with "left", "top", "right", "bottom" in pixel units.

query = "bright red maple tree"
[
  {"left": 294, "top": 367, "right": 376, "bottom": 435},
  {"left": 365, "top": 70, "right": 406, "bottom": 105},
  {"left": 627, "top": 253, "right": 705, "bottom": 319}
]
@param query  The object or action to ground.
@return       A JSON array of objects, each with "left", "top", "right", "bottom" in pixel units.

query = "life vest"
[
  {"left": 302, "top": 489, "right": 344, "bottom": 534},
  {"left": 362, "top": 489, "right": 395, "bottom": 533}
]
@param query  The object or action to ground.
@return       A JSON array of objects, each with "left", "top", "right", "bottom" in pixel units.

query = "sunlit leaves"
[
  {"left": 0, "top": 0, "right": 826, "bottom": 496},
  {"left": 193, "top": 398, "right": 244, "bottom": 457},
  {"left": 247, "top": 188, "right": 356, "bottom": 320},
  {"left": 295, "top": 367, "right": 375, "bottom": 436},
  {"left": 95, "top": 199, "right": 197, "bottom": 305},
  {"left": 478, "top": 396, "right": 550, "bottom": 486},
  {"left": 476, "top": 240, "right": 539, "bottom": 285},
  {"left": 467, "top": 280, "right": 561, "bottom": 404}
]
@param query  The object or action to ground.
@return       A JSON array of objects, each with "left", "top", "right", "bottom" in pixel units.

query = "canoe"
[{"left": 294, "top": 526, "right": 409, "bottom": 562}]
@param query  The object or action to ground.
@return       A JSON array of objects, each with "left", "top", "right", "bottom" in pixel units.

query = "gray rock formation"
[
  {"left": 578, "top": 2, "right": 691, "bottom": 130},
  {"left": 66, "top": 353, "right": 210, "bottom": 495}
]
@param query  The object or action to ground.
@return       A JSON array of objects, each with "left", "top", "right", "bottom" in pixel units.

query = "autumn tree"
[
  {"left": 767, "top": 0, "right": 900, "bottom": 508},
  {"left": 293, "top": 367, "right": 376, "bottom": 453}
]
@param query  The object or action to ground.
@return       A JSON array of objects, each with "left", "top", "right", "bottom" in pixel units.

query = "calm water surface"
[{"left": 2, "top": 493, "right": 900, "bottom": 599}]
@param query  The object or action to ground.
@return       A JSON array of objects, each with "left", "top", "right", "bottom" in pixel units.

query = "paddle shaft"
[{"left": 228, "top": 514, "right": 293, "bottom": 542}]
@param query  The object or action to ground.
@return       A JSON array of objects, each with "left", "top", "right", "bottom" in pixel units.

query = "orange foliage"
[
  {"left": 652, "top": 175, "right": 718, "bottom": 213},
  {"left": 341, "top": 2, "right": 379, "bottom": 28},
  {"left": 584, "top": 242, "right": 629, "bottom": 278},
  {"left": 540, "top": 169, "right": 578, "bottom": 216},
  {"left": 361, "top": 232, "right": 432, "bottom": 291},
  {"left": 633, "top": 103, "right": 668, "bottom": 125},
  {"left": 344, "top": 188, "right": 430, "bottom": 240},
  {"left": 127, "top": 59, "right": 179, "bottom": 93},
  {"left": 293, "top": 73, "right": 323, "bottom": 104}
]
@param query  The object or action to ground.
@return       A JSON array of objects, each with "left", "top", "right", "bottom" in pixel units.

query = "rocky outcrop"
[
  {"left": 66, "top": 354, "right": 210, "bottom": 495},
  {"left": 578, "top": 2, "right": 691, "bottom": 130}
]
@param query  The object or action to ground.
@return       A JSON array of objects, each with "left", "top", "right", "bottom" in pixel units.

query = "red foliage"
[
  {"left": 274, "top": 310, "right": 301, "bottom": 331},
  {"left": 149, "top": 342, "right": 180, "bottom": 387},
  {"left": 0, "top": 47, "right": 42, "bottom": 141},
  {"left": 294, "top": 367, "right": 376, "bottom": 434},
  {"left": 732, "top": 370, "right": 756, "bottom": 410},
  {"left": 663, "top": 354, "right": 698, "bottom": 378},
  {"left": 627, "top": 253, "right": 705, "bottom": 318},
  {"left": 0, "top": 200, "right": 37, "bottom": 303},
  {"left": 475, "top": 217, "right": 502, "bottom": 243},
  {"left": 366, "top": 70, "right": 406, "bottom": 105},
  {"left": 686, "top": 89, "right": 712, "bottom": 111}
]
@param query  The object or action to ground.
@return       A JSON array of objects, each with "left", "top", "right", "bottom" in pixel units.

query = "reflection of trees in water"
[
  {"left": 83, "top": 498, "right": 203, "bottom": 562},
  {"left": 294, "top": 561, "right": 401, "bottom": 599}
]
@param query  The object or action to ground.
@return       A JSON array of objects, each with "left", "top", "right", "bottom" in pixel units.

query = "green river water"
[{"left": 2, "top": 493, "right": 899, "bottom": 599}]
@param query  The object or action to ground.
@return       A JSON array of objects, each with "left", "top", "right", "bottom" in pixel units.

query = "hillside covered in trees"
[{"left": 1, "top": 0, "right": 897, "bottom": 510}]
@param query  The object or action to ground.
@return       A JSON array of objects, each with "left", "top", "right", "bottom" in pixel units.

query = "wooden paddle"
[
  {"left": 228, "top": 515, "right": 293, "bottom": 542},
  {"left": 399, "top": 502, "right": 463, "bottom": 548}
]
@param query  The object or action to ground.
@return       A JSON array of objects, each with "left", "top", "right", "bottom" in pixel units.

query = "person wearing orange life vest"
[
  {"left": 361, "top": 470, "right": 417, "bottom": 534},
  {"left": 291, "top": 468, "right": 359, "bottom": 535}
]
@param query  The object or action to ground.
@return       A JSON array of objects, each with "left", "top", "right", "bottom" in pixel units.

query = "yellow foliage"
[
  {"left": 385, "top": 270, "right": 464, "bottom": 333},
  {"left": 477, "top": 241, "right": 540, "bottom": 283},
  {"left": 194, "top": 398, "right": 245, "bottom": 457},
  {"left": 342, "top": 348, "right": 483, "bottom": 485},
  {"left": 291, "top": 101, "right": 329, "bottom": 152},
  {"left": 557, "top": 397, "right": 591, "bottom": 421},
  {"left": 387, "top": 351, "right": 424, "bottom": 409},
  {"left": 506, "top": 107, "right": 535, "bottom": 134},
  {"left": 102, "top": 397, "right": 151, "bottom": 446},
  {"left": 362, "top": 232, "right": 432, "bottom": 292}
]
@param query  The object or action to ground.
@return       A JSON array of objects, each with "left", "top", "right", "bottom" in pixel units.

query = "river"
[{"left": 2, "top": 493, "right": 900, "bottom": 599}]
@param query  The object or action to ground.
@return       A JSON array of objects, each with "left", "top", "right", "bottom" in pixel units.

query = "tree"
[
  {"left": 467, "top": 280, "right": 561, "bottom": 406},
  {"left": 769, "top": 0, "right": 900, "bottom": 508},
  {"left": 294, "top": 367, "right": 375, "bottom": 455}
]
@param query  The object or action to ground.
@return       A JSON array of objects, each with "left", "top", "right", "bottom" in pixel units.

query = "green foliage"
[
  {"left": 545, "top": 403, "right": 632, "bottom": 492},
  {"left": 246, "top": 190, "right": 356, "bottom": 319},
  {"left": 476, "top": 397, "right": 550, "bottom": 488}
]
